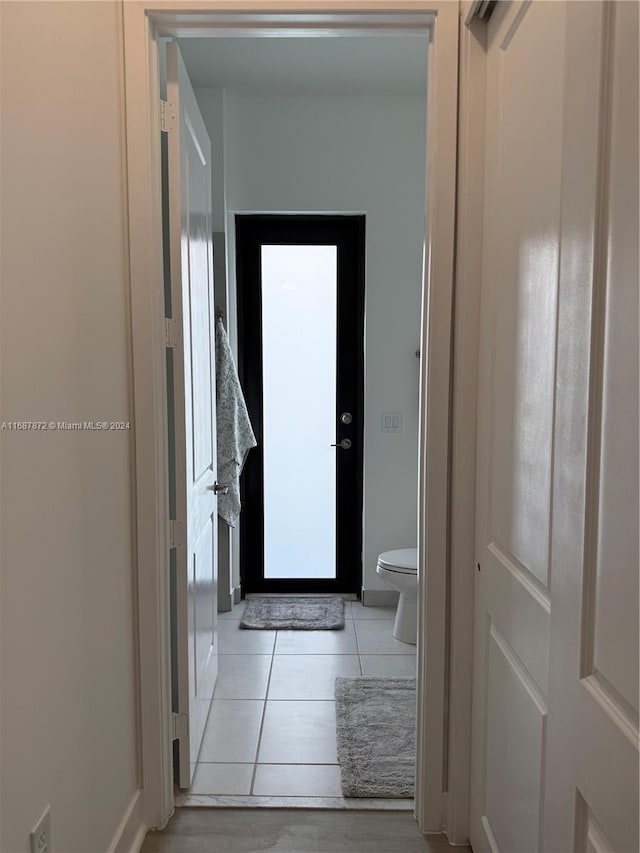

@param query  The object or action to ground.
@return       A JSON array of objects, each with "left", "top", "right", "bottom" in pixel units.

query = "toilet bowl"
[{"left": 376, "top": 548, "right": 418, "bottom": 645}]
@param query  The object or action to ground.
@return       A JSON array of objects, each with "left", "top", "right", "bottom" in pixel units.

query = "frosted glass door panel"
[{"left": 261, "top": 245, "right": 337, "bottom": 580}]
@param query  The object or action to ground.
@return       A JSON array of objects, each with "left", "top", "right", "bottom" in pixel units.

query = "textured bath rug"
[
  {"left": 335, "top": 677, "right": 416, "bottom": 798},
  {"left": 239, "top": 597, "right": 345, "bottom": 630}
]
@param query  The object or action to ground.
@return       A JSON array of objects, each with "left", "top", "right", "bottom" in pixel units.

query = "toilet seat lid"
[{"left": 377, "top": 548, "right": 418, "bottom": 574}]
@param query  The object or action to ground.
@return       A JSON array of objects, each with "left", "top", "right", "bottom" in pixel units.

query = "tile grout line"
[
  {"left": 353, "top": 615, "right": 364, "bottom": 676},
  {"left": 212, "top": 697, "right": 355, "bottom": 702},
  {"left": 347, "top": 600, "right": 361, "bottom": 677},
  {"left": 249, "top": 630, "right": 277, "bottom": 796}
]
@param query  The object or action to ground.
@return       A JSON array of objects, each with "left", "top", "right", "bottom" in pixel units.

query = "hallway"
[{"left": 139, "top": 809, "right": 470, "bottom": 853}]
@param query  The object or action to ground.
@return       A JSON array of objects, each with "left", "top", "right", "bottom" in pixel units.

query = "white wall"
[
  {"left": 1, "top": 3, "right": 139, "bottom": 851},
  {"left": 205, "top": 91, "right": 426, "bottom": 593}
]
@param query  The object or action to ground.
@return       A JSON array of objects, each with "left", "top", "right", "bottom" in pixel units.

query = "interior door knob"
[
  {"left": 208, "top": 482, "right": 229, "bottom": 494},
  {"left": 331, "top": 438, "right": 352, "bottom": 450},
  {"left": 340, "top": 412, "right": 353, "bottom": 424}
]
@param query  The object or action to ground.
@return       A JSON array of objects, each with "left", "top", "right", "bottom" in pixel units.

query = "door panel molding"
[
  {"left": 484, "top": 548, "right": 550, "bottom": 695},
  {"left": 484, "top": 618, "right": 547, "bottom": 853},
  {"left": 499, "top": 0, "right": 531, "bottom": 51},
  {"left": 581, "top": 673, "right": 639, "bottom": 749},
  {"left": 487, "top": 541, "right": 551, "bottom": 612},
  {"left": 488, "top": 620, "right": 548, "bottom": 716},
  {"left": 575, "top": 791, "right": 616, "bottom": 853},
  {"left": 577, "top": 2, "right": 639, "bottom": 726}
]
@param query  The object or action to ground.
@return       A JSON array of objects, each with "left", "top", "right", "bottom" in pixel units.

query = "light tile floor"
[{"left": 188, "top": 600, "right": 416, "bottom": 802}]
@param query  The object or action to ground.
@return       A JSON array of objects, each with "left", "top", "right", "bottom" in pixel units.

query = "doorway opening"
[
  {"left": 124, "top": 2, "right": 460, "bottom": 835},
  {"left": 236, "top": 215, "right": 365, "bottom": 594},
  {"left": 164, "top": 32, "right": 427, "bottom": 807}
]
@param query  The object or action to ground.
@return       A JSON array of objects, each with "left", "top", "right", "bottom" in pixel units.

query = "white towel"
[{"left": 215, "top": 318, "right": 257, "bottom": 527}]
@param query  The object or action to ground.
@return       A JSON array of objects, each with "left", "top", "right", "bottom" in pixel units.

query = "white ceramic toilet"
[{"left": 376, "top": 548, "right": 418, "bottom": 645}]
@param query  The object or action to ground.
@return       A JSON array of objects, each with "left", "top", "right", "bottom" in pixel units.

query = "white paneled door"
[
  {"left": 166, "top": 42, "right": 218, "bottom": 788},
  {"left": 470, "top": 2, "right": 639, "bottom": 852}
]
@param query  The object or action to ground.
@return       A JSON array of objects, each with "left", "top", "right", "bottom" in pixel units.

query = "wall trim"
[
  {"left": 106, "top": 790, "right": 146, "bottom": 853},
  {"left": 122, "top": 0, "right": 175, "bottom": 830},
  {"left": 361, "top": 587, "right": 400, "bottom": 607},
  {"left": 414, "top": 0, "right": 460, "bottom": 834}
]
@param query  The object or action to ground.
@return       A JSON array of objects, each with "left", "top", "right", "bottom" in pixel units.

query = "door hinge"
[
  {"left": 160, "top": 99, "right": 176, "bottom": 133},
  {"left": 165, "top": 317, "right": 180, "bottom": 349},
  {"left": 171, "top": 712, "right": 189, "bottom": 741},
  {"left": 465, "top": 0, "right": 497, "bottom": 27},
  {"left": 169, "top": 519, "right": 185, "bottom": 549}
]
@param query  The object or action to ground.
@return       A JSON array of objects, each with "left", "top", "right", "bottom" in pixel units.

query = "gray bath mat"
[
  {"left": 335, "top": 677, "right": 416, "bottom": 798},
  {"left": 240, "top": 597, "right": 345, "bottom": 630}
]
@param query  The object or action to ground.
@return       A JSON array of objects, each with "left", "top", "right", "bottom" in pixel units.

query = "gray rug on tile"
[
  {"left": 335, "top": 676, "right": 416, "bottom": 798},
  {"left": 239, "top": 597, "right": 345, "bottom": 630}
]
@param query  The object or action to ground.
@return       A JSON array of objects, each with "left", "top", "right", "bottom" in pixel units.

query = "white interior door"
[
  {"left": 470, "top": 2, "right": 638, "bottom": 851},
  {"left": 543, "top": 3, "right": 639, "bottom": 851},
  {"left": 470, "top": 4, "right": 564, "bottom": 847},
  {"left": 166, "top": 42, "right": 218, "bottom": 788}
]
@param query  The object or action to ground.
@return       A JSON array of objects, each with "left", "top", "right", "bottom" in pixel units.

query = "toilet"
[{"left": 376, "top": 548, "right": 418, "bottom": 645}]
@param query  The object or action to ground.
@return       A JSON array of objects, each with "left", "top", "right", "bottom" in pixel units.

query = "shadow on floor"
[{"left": 139, "top": 808, "right": 472, "bottom": 853}]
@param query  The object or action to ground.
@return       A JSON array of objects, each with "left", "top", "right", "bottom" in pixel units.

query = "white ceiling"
[{"left": 178, "top": 37, "right": 429, "bottom": 96}]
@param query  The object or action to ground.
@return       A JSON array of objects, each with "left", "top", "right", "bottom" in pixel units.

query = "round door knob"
[{"left": 340, "top": 412, "right": 353, "bottom": 425}]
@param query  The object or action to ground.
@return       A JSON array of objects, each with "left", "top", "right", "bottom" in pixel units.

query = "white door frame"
[
  {"left": 122, "top": 0, "right": 461, "bottom": 837},
  {"left": 445, "top": 7, "right": 486, "bottom": 845}
]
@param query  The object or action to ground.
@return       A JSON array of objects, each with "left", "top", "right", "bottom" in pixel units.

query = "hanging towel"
[{"left": 215, "top": 317, "right": 257, "bottom": 527}]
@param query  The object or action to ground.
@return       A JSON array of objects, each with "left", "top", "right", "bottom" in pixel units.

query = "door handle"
[
  {"left": 331, "top": 438, "right": 352, "bottom": 450},
  {"left": 207, "top": 482, "right": 229, "bottom": 494}
]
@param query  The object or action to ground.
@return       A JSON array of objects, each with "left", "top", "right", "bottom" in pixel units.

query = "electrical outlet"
[{"left": 30, "top": 806, "right": 51, "bottom": 853}]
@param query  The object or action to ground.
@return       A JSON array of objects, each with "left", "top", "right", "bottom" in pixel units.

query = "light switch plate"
[
  {"left": 30, "top": 806, "right": 51, "bottom": 853},
  {"left": 381, "top": 411, "right": 403, "bottom": 433}
]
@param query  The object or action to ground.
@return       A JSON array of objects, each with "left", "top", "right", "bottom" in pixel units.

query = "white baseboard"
[
  {"left": 232, "top": 585, "right": 242, "bottom": 605},
  {"left": 127, "top": 823, "right": 147, "bottom": 853},
  {"left": 245, "top": 592, "right": 357, "bottom": 600},
  {"left": 217, "top": 590, "right": 235, "bottom": 613},
  {"left": 361, "top": 588, "right": 400, "bottom": 607},
  {"left": 107, "top": 790, "right": 146, "bottom": 853}
]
